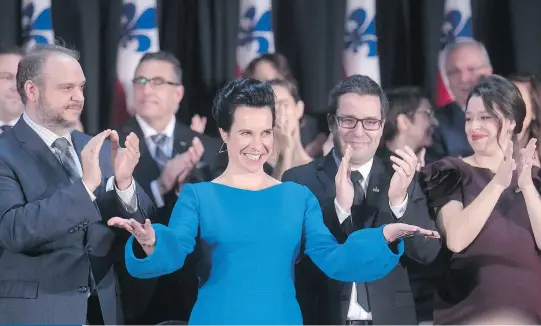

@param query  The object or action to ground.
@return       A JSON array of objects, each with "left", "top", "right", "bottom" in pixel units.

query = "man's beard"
[{"left": 36, "top": 96, "right": 78, "bottom": 132}]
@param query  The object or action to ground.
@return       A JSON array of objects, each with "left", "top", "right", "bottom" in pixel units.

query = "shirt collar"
[
  {"left": 23, "top": 113, "right": 73, "bottom": 148},
  {"left": 332, "top": 147, "right": 373, "bottom": 181},
  {"left": 0, "top": 116, "right": 20, "bottom": 127},
  {"left": 135, "top": 114, "right": 176, "bottom": 140}
]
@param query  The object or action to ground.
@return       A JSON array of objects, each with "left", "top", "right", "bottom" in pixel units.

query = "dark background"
[{"left": 0, "top": 0, "right": 540, "bottom": 136}]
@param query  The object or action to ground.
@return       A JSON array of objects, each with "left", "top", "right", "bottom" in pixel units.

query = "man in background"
[
  {"left": 426, "top": 39, "right": 492, "bottom": 163},
  {"left": 0, "top": 44, "right": 23, "bottom": 133}
]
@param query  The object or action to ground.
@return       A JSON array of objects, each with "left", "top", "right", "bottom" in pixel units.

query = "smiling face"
[
  {"left": 465, "top": 95, "right": 515, "bottom": 155},
  {"left": 332, "top": 93, "right": 384, "bottom": 167},
  {"left": 219, "top": 105, "right": 274, "bottom": 173}
]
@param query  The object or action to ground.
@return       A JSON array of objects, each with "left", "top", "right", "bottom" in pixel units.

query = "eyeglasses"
[
  {"left": 332, "top": 115, "right": 383, "bottom": 130},
  {"left": 132, "top": 76, "right": 180, "bottom": 87}
]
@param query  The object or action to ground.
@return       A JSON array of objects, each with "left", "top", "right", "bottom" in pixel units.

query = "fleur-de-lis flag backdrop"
[{"left": 0, "top": 0, "right": 540, "bottom": 135}]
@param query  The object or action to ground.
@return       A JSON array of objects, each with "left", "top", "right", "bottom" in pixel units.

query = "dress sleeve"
[
  {"left": 124, "top": 184, "right": 199, "bottom": 279},
  {"left": 420, "top": 158, "right": 465, "bottom": 212},
  {"left": 302, "top": 186, "right": 403, "bottom": 283}
]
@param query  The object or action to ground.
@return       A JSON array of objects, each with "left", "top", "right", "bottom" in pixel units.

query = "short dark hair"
[
  {"left": 0, "top": 43, "right": 23, "bottom": 57},
  {"left": 212, "top": 78, "right": 276, "bottom": 132},
  {"left": 383, "top": 87, "right": 429, "bottom": 141},
  {"left": 137, "top": 51, "right": 183, "bottom": 84},
  {"left": 467, "top": 74, "right": 526, "bottom": 139},
  {"left": 327, "top": 75, "right": 388, "bottom": 128},
  {"left": 266, "top": 78, "right": 301, "bottom": 102},
  {"left": 243, "top": 52, "right": 295, "bottom": 85},
  {"left": 16, "top": 43, "right": 79, "bottom": 105}
]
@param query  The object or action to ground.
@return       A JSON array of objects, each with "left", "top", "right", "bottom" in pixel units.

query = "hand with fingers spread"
[
  {"left": 158, "top": 137, "right": 205, "bottom": 195},
  {"left": 416, "top": 147, "right": 426, "bottom": 171},
  {"left": 493, "top": 141, "right": 516, "bottom": 189},
  {"left": 111, "top": 131, "right": 141, "bottom": 190},
  {"left": 335, "top": 145, "right": 354, "bottom": 212},
  {"left": 382, "top": 223, "right": 440, "bottom": 244},
  {"left": 81, "top": 129, "right": 112, "bottom": 192},
  {"left": 190, "top": 114, "right": 207, "bottom": 134},
  {"left": 388, "top": 146, "right": 418, "bottom": 205},
  {"left": 108, "top": 218, "right": 156, "bottom": 255},
  {"left": 518, "top": 138, "right": 537, "bottom": 190}
]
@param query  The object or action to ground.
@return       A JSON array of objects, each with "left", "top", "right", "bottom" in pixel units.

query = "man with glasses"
[
  {"left": 0, "top": 44, "right": 23, "bottom": 134},
  {"left": 282, "top": 75, "right": 439, "bottom": 325},
  {"left": 118, "top": 51, "right": 220, "bottom": 325}
]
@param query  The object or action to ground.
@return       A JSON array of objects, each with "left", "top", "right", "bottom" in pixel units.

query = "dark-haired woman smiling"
[
  {"left": 421, "top": 75, "right": 541, "bottom": 324},
  {"left": 109, "top": 78, "right": 438, "bottom": 325}
]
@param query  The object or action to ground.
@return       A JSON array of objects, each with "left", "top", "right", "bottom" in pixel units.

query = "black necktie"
[
  {"left": 52, "top": 137, "right": 81, "bottom": 182},
  {"left": 350, "top": 170, "right": 365, "bottom": 206}
]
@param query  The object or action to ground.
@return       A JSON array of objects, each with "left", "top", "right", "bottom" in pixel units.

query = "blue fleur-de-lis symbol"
[
  {"left": 440, "top": 10, "right": 473, "bottom": 49},
  {"left": 344, "top": 8, "right": 378, "bottom": 57},
  {"left": 237, "top": 6, "right": 272, "bottom": 54},
  {"left": 119, "top": 3, "right": 157, "bottom": 52},
  {"left": 21, "top": 3, "right": 53, "bottom": 45}
]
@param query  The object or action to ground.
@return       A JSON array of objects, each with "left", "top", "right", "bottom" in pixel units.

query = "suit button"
[
  {"left": 86, "top": 245, "right": 93, "bottom": 253},
  {"left": 69, "top": 228, "right": 75, "bottom": 233},
  {"left": 78, "top": 286, "right": 88, "bottom": 293},
  {"left": 83, "top": 219, "right": 89, "bottom": 226}
]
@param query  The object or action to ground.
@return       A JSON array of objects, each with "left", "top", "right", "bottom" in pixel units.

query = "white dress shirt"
[
  {"left": 136, "top": 114, "right": 176, "bottom": 208},
  {"left": 332, "top": 150, "right": 408, "bottom": 321},
  {"left": 23, "top": 113, "right": 138, "bottom": 212}
]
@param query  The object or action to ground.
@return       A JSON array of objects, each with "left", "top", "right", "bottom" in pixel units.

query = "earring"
[{"left": 219, "top": 142, "right": 228, "bottom": 153}]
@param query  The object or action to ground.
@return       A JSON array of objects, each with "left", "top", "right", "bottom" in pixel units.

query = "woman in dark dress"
[{"left": 421, "top": 75, "right": 541, "bottom": 324}]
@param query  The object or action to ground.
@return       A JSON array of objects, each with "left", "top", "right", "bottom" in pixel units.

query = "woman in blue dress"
[{"left": 109, "top": 78, "right": 439, "bottom": 325}]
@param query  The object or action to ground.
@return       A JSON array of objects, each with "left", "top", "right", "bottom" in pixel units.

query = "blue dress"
[{"left": 125, "top": 181, "right": 404, "bottom": 324}]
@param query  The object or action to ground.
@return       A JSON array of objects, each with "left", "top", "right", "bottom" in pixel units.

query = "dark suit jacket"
[
  {"left": 282, "top": 152, "right": 440, "bottom": 325},
  {"left": 118, "top": 117, "right": 221, "bottom": 324},
  {"left": 426, "top": 102, "right": 473, "bottom": 163},
  {"left": 0, "top": 119, "right": 155, "bottom": 324}
]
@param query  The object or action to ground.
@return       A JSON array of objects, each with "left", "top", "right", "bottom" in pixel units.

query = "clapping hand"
[
  {"left": 81, "top": 129, "right": 112, "bottom": 192},
  {"left": 518, "top": 138, "right": 537, "bottom": 190},
  {"left": 335, "top": 145, "right": 354, "bottom": 212},
  {"left": 190, "top": 114, "right": 207, "bottom": 134},
  {"left": 388, "top": 146, "right": 418, "bottom": 205},
  {"left": 493, "top": 141, "right": 515, "bottom": 189},
  {"left": 108, "top": 218, "right": 156, "bottom": 255},
  {"left": 111, "top": 130, "right": 140, "bottom": 190},
  {"left": 382, "top": 223, "right": 440, "bottom": 244},
  {"left": 416, "top": 147, "right": 426, "bottom": 171}
]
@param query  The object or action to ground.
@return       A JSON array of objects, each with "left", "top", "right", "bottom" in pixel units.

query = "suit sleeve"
[
  {"left": 302, "top": 186, "right": 403, "bottom": 282},
  {"left": 0, "top": 158, "right": 103, "bottom": 253},
  {"left": 125, "top": 183, "right": 199, "bottom": 279},
  {"left": 399, "top": 177, "right": 441, "bottom": 264},
  {"left": 94, "top": 178, "right": 156, "bottom": 223}
]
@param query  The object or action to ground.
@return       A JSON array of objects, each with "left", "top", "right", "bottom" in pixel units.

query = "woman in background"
[
  {"left": 266, "top": 79, "right": 312, "bottom": 179},
  {"left": 109, "top": 78, "right": 438, "bottom": 325},
  {"left": 421, "top": 75, "right": 541, "bottom": 324}
]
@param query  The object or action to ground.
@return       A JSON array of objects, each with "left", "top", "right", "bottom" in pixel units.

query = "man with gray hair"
[
  {"left": 426, "top": 39, "right": 493, "bottom": 162},
  {"left": 0, "top": 43, "right": 155, "bottom": 324}
]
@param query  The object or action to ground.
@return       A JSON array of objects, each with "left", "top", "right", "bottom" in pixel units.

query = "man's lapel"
[
  {"left": 315, "top": 152, "right": 339, "bottom": 198},
  {"left": 12, "top": 118, "right": 71, "bottom": 187}
]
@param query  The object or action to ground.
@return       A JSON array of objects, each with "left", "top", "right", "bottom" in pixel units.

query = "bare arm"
[
  {"left": 519, "top": 185, "right": 541, "bottom": 249},
  {"left": 436, "top": 178, "right": 505, "bottom": 252}
]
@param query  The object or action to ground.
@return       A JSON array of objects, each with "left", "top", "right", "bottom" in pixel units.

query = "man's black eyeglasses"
[{"left": 331, "top": 115, "right": 383, "bottom": 130}]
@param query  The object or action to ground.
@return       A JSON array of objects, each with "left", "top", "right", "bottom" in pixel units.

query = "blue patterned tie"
[
  {"left": 52, "top": 137, "right": 80, "bottom": 182},
  {"left": 151, "top": 134, "right": 170, "bottom": 168}
]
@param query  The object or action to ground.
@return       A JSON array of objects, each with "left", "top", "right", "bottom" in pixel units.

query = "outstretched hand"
[
  {"left": 108, "top": 218, "right": 156, "bottom": 255},
  {"left": 382, "top": 223, "right": 440, "bottom": 244}
]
